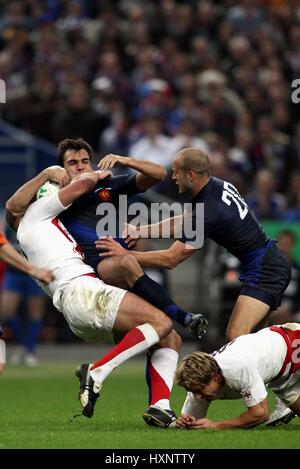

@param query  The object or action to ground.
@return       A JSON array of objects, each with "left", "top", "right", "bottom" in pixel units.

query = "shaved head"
[
  {"left": 175, "top": 147, "right": 210, "bottom": 176},
  {"left": 172, "top": 147, "right": 211, "bottom": 195}
]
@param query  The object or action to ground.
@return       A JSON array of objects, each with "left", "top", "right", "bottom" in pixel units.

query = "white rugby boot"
[{"left": 266, "top": 398, "right": 296, "bottom": 427}]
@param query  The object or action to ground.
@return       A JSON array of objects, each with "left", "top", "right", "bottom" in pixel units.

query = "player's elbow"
[
  {"left": 5, "top": 200, "right": 22, "bottom": 218},
  {"left": 5, "top": 199, "right": 12, "bottom": 212},
  {"left": 159, "top": 168, "right": 168, "bottom": 181},
  {"left": 250, "top": 406, "right": 269, "bottom": 425},
  {"left": 261, "top": 408, "right": 269, "bottom": 423},
  {"left": 256, "top": 409, "right": 268, "bottom": 424},
  {"left": 72, "top": 177, "right": 95, "bottom": 195},
  {"left": 147, "top": 168, "right": 167, "bottom": 184},
  {"left": 163, "top": 254, "right": 179, "bottom": 270}
]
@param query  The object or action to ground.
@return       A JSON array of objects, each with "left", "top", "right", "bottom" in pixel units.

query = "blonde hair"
[
  {"left": 175, "top": 351, "right": 220, "bottom": 392},
  {"left": 176, "top": 147, "right": 211, "bottom": 176}
]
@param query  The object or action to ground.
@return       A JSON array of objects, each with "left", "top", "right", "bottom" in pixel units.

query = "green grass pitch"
[{"left": 0, "top": 361, "right": 299, "bottom": 449}]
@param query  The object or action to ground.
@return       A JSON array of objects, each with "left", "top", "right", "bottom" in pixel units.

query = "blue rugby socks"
[
  {"left": 7, "top": 316, "right": 23, "bottom": 344},
  {"left": 23, "top": 319, "right": 43, "bottom": 354},
  {"left": 130, "top": 274, "right": 192, "bottom": 327}
]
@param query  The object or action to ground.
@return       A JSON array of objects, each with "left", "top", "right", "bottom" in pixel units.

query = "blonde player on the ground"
[
  {"left": 174, "top": 323, "right": 300, "bottom": 429},
  {"left": 7, "top": 170, "right": 178, "bottom": 420},
  {"left": 0, "top": 231, "right": 53, "bottom": 373}
]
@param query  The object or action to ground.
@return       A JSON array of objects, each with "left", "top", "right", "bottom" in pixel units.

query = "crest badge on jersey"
[{"left": 98, "top": 189, "right": 112, "bottom": 201}]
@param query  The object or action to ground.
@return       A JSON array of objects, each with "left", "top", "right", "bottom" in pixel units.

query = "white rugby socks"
[{"left": 90, "top": 323, "right": 159, "bottom": 384}]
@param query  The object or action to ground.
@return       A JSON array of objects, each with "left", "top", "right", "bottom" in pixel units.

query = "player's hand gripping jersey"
[{"left": 59, "top": 174, "right": 142, "bottom": 270}]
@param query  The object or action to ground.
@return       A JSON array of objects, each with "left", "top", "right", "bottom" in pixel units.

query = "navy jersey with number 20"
[{"left": 182, "top": 177, "right": 268, "bottom": 261}]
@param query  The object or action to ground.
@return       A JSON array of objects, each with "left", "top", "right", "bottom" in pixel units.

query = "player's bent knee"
[
  {"left": 156, "top": 329, "right": 182, "bottom": 351},
  {"left": 119, "top": 255, "right": 140, "bottom": 272},
  {"left": 226, "top": 330, "right": 236, "bottom": 342},
  {"left": 169, "top": 329, "right": 182, "bottom": 350},
  {"left": 97, "top": 263, "right": 112, "bottom": 283},
  {"left": 226, "top": 325, "right": 248, "bottom": 341},
  {"left": 155, "top": 316, "right": 173, "bottom": 339},
  {"left": 98, "top": 258, "right": 129, "bottom": 288}
]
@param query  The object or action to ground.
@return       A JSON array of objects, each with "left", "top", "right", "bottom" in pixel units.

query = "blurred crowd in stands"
[
  {"left": 0, "top": 0, "right": 300, "bottom": 220},
  {"left": 1, "top": 0, "right": 300, "bottom": 350}
]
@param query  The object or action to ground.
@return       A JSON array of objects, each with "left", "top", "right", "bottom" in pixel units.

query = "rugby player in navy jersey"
[
  {"left": 96, "top": 146, "right": 293, "bottom": 426},
  {"left": 57, "top": 139, "right": 206, "bottom": 339},
  {"left": 6, "top": 139, "right": 207, "bottom": 428},
  {"left": 58, "top": 139, "right": 208, "bottom": 428}
]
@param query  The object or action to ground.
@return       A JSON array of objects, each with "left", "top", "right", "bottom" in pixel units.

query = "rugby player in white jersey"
[
  {"left": 174, "top": 323, "right": 300, "bottom": 429},
  {"left": 7, "top": 169, "right": 176, "bottom": 419}
]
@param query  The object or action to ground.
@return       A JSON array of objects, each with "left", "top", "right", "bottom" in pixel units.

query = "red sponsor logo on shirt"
[{"left": 98, "top": 189, "right": 112, "bottom": 201}]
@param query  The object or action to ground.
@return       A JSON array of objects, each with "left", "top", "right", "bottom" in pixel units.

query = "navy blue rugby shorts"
[{"left": 239, "top": 240, "right": 291, "bottom": 310}]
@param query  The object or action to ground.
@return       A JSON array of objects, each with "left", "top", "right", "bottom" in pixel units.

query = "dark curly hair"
[{"left": 57, "top": 138, "right": 93, "bottom": 167}]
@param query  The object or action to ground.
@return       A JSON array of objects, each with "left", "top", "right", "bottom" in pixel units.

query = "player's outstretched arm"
[
  {"left": 0, "top": 241, "right": 54, "bottom": 283},
  {"left": 58, "top": 170, "right": 112, "bottom": 207},
  {"left": 98, "top": 153, "right": 167, "bottom": 191},
  {"left": 186, "top": 399, "right": 269, "bottom": 430},
  {"left": 122, "top": 214, "right": 184, "bottom": 247},
  {"left": 96, "top": 238, "right": 196, "bottom": 269},
  {"left": 6, "top": 166, "right": 69, "bottom": 217}
]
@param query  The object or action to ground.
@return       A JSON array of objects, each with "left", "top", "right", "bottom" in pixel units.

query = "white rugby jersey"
[
  {"left": 211, "top": 328, "right": 287, "bottom": 407},
  {"left": 17, "top": 192, "right": 94, "bottom": 309}
]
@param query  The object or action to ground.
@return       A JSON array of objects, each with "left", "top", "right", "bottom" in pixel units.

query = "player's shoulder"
[
  {"left": 24, "top": 194, "right": 49, "bottom": 215},
  {"left": 96, "top": 173, "right": 134, "bottom": 190},
  {"left": 215, "top": 347, "right": 254, "bottom": 385},
  {"left": 111, "top": 173, "right": 135, "bottom": 187},
  {"left": 211, "top": 176, "right": 225, "bottom": 188},
  {"left": 32, "top": 191, "right": 60, "bottom": 208},
  {"left": 212, "top": 336, "right": 251, "bottom": 361},
  {"left": 23, "top": 192, "right": 61, "bottom": 220},
  {"left": 205, "top": 177, "right": 225, "bottom": 199},
  {"left": 211, "top": 177, "right": 242, "bottom": 197},
  {"left": 202, "top": 178, "right": 226, "bottom": 214}
]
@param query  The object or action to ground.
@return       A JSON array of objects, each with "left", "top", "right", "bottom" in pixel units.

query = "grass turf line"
[{"left": 0, "top": 362, "right": 299, "bottom": 449}]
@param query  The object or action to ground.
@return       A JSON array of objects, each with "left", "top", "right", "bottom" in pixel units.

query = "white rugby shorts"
[{"left": 57, "top": 275, "right": 127, "bottom": 342}]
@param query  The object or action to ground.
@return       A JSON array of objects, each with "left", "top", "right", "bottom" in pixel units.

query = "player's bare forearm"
[
  {"left": 59, "top": 171, "right": 111, "bottom": 207},
  {"left": 129, "top": 158, "right": 167, "bottom": 182},
  {"left": 0, "top": 243, "right": 53, "bottom": 283},
  {"left": 191, "top": 402, "right": 268, "bottom": 430},
  {"left": 96, "top": 240, "right": 173, "bottom": 268},
  {"left": 128, "top": 249, "right": 176, "bottom": 269},
  {"left": 6, "top": 171, "right": 49, "bottom": 217},
  {"left": 96, "top": 238, "right": 195, "bottom": 269},
  {"left": 6, "top": 166, "right": 69, "bottom": 217},
  {"left": 118, "top": 155, "right": 167, "bottom": 190},
  {"left": 136, "top": 241, "right": 196, "bottom": 269},
  {"left": 146, "top": 214, "right": 184, "bottom": 238},
  {"left": 214, "top": 410, "right": 268, "bottom": 429},
  {"left": 124, "top": 214, "right": 184, "bottom": 242},
  {"left": 98, "top": 154, "right": 167, "bottom": 188},
  {"left": 1, "top": 243, "right": 38, "bottom": 276}
]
